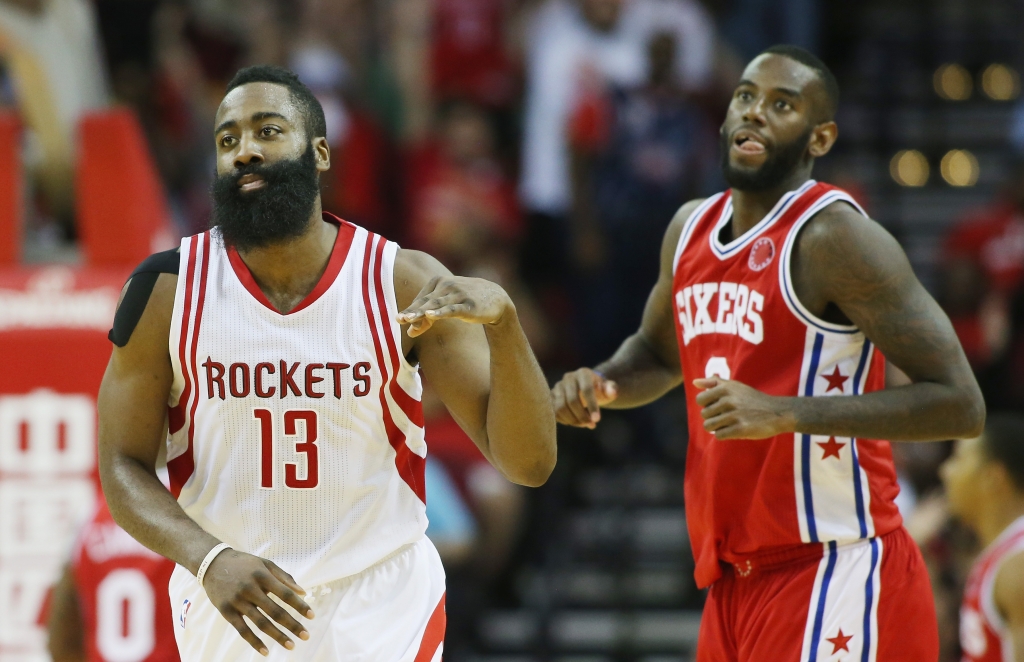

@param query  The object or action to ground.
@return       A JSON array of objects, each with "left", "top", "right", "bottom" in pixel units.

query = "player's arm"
[
  {"left": 551, "top": 200, "right": 699, "bottom": 428},
  {"left": 46, "top": 564, "right": 85, "bottom": 662},
  {"left": 98, "top": 273, "right": 313, "bottom": 656},
  {"left": 994, "top": 551, "right": 1024, "bottom": 662},
  {"left": 695, "top": 204, "right": 985, "bottom": 441},
  {"left": 395, "top": 251, "right": 556, "bottom": 486}
]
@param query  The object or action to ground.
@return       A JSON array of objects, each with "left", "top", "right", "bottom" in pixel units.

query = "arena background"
[{"left": 1, "top": 0, "right": 1023, "bottom": 660}]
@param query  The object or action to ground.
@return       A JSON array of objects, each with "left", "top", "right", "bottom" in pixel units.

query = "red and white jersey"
[
  {"left": 960, "top": 515, "right": 1024, "bottom": 662},
  {"left": 165, "top": 214, "right": 427, "bottom": 587},
  {"left": 671, "top": 181, "right": 902, "bottom": 588},
  {"left": 71, "top": 497, "right": 179, "bottom": 662}
]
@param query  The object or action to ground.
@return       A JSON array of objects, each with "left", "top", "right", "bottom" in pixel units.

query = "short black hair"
[
  {"left": 224, "top": 65, "right": 327, "bottom": 140},
  {"left": 761, "top": 44, "right": 839, "bottom": 122},
  {"left": 981, "top": 413, "right": 1024, "bottom": 492}
]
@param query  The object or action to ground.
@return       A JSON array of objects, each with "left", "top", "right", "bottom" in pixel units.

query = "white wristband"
[{"left": 196, "top": 543, "right": 232, "bottom": 587}]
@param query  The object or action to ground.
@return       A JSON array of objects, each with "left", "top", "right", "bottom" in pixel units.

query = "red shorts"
[{"left": 698, "top": 527, "right": 938, "bottom": 661}]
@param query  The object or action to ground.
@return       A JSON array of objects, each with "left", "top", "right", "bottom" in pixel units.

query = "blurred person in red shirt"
[
  {"left": 431, "top": 0, "right": 519, "bottom": 109},
  {"left": 47, "top": 496, "right": 179, "bottom": 662},
  {"left": 940, "top": 163, "right": 1024, "bottom": 369}
]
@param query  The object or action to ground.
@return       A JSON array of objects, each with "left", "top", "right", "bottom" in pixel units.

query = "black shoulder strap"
[{"left": 108, "top": 247, "right": 181, "bottom": 347}]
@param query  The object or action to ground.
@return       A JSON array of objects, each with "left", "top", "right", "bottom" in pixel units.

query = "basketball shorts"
[
  {"left": 697, "top": 526, "right": 938, "bottom": 662},
  {"left": 169, "top": 536, "right": 446, "bottom": 662}
]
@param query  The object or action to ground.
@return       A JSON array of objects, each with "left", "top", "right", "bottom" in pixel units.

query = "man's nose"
[
  {"left": 742, "top": 97, "right": 768, "bottom": 126},
  {"left": 234, "top": 136, "right": 264, "bottom": 168}
]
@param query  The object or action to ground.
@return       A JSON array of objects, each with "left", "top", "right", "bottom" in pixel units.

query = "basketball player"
[
  {"left": 552, "top": 45, "right": 985, "bottom": 661},
  {"left": 47, "top": 496, "right": 179, "bottom": 662},
  {"left": 97, "top": 65, "right": 556, "bottom": 661},
  {"left": 940, "top": 414, "right": 1024, "bottom": 661}
]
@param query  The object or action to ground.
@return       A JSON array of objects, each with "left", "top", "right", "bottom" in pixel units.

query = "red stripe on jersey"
[
  {"left": 226, "top": 214, "right": 357, "bottom": 315},
  {"left": 169, "top": 236, "right": 198, "bottom": 497},
  {"left": 372, "top": 236, "right": 426, "bottom": 496},
  {"left": 371, "top": 238, "right": 424, "bottom": 428},
  {"left": 361, "top": 234, "right": 426, "bottom": 503},
  {"left": 413, "top": 593, "right": 446, "bottom": 662}
]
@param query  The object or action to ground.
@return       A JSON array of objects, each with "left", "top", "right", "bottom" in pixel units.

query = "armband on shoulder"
[{"left": 108, "top": 248, "right": 180, "bottom": 347}]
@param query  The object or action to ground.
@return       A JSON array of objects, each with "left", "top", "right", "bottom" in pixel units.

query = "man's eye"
[
  {"left": 220, "top": 136, "right": 236, "bottom": 147},
  {"left": 776, "top": 100, "right": 790, "bottom": 110},
  {"left": 261, "top": 127, "right": 278, "bottom": 136}
]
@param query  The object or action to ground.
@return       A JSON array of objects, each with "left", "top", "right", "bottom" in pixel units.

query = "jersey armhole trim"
[
  {"left": 778, "top": 192, "right": 868, "bottom": 336},
  {"left": 980, "top": 539, "right": 1024, "bottom": 635},
  {"left": 384, "top": 241, "right": 420, "bottom": 376},
  {"left": 672, "top": 193, "right": 723, "bottom": 276}
]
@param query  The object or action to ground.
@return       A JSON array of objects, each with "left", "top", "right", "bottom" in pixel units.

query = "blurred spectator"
[
  {"left": 431, "top": 0, "right": 519, "bottom": 109},
  {"left": 568, "top": 30, "right": 713, "bottom": 362},
  {"left": 0, "top": 0, "right": 108, "bottom": 237},
  {"left": 45, "top": 495, "right": 179, "bottom": 662},
  {"left": 405, "top": 100, "right": 552, "bottom": 354},
  {"left": 940, "top": 415, "right": 1024, "bottom": 662},
  {"left": 291, "top": 43, "right": 394, "bottom": 233},
  {"left": 519, "top": 0, "right": 715, "bottom": 219},
  {"left": 939, "top": 163, "right": 1024, "bottom": 371},
  {"left": 716, "top": 0, "right": 820, "bottom": 61},
  {"left": 407, "top": 102, "right": 520, "bottom": 267}
]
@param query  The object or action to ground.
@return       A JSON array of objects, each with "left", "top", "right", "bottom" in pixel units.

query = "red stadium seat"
[{"left": 76, "top": 108, "right": 174, "bottom": 267}]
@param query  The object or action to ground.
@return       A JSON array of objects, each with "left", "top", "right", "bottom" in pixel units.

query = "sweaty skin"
[
  {"left": 552, "top": 53, "right": 984, "bottom": 442},
  {"left": 98, "top": 81, "right": 556, "bottom": 657}
]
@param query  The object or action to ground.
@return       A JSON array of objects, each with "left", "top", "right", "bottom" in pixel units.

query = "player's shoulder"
[
  {"left": 392, "top": 248, "right": 453, "bottom": 309},
  {"left": 795, "top": 197, "right": 903, "bottom": 270},
  {"left": 660, "top": 197, "right": 707, "bottom": 265},
  {"left": 109, "top": 248, "right": 181, "bottom": 348}
]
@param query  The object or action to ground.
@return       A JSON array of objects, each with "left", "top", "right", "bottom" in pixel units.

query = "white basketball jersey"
[{"left": 165, "top": 215, "right": 428, "bottom": 587}]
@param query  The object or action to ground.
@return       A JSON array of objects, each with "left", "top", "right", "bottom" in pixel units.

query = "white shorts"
[{"left": 169, "top": 536, "right": 446, "bottom": 662}]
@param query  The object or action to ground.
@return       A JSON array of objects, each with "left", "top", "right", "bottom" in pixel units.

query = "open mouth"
[
  {"left": 733, "top": 131, "right": 767, "bottom": 155},
  {"left": 237, "top": 174, "right": 267, "bottom": 192}
]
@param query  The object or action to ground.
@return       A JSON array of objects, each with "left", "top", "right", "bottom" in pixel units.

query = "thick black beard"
[
  {"left": 720, "top": 126, "right": 813, "bottom": 192},
  {"left": 211, "top": 144, "right": 320, "bottom": 251}
]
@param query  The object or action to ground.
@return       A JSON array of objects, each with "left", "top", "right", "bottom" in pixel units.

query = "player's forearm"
[
  {"left": 99, "top": 452, "right": 221, "bottom": 573},
  {"left": 786, "top": 381, "right": 985, "bottom": 441},
  {"left": 481, "top": 307, "right": 557, "bottom": 487},
  {"left": 597, "top": 332, "right": 682, "bottom": 409}
]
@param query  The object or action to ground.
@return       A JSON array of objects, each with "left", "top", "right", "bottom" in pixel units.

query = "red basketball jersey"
[
  {"left": 71, "top": 497, "right": 179, "bottom": 662},
  {"left": 671, "top": 181, "right": 902, "bottom": 588},
  {"left": 960, "top": 516, "right": 1024, "bottom": 662}
]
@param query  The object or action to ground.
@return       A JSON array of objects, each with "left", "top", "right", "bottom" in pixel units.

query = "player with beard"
[
  {"left": 97, "top": 65, "right": 556, "bottom": 661},
  {"left": 552, "top": 45, "right": 984, "bottom": 660}
]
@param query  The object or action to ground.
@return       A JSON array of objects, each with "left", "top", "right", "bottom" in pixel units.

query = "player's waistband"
[{"left": 721, "top": 528, "right": 904, "bottom": 579}]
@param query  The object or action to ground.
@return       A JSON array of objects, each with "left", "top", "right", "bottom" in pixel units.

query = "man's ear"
[
  {"left": 313, "top": 137, "right": 331, "bottom": 172},
  {"left": 808, "top": 121, "right": 838, "bottom": 159}
]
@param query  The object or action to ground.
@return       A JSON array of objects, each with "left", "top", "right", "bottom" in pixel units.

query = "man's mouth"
[
  {"left": 733, "top": 131, "right": 767, "bottom": 155},
  {"left": 237, "top": 174, "right": 267, "bottom": 192}
]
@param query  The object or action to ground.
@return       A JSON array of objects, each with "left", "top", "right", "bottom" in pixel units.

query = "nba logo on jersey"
[
  {"left": 748, "top": 237, "right": 775, "bottom": 271},
  {"left": 180, "top": 598, "right": 191, "bottom": 629}
]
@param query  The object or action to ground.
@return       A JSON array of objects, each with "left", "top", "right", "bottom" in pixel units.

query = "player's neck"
[
  {"left": 976, "top": 494, "right": 1024, "bottom": 548},
  {"left": 730, "top": 170, "right": 812, "bottom": 240},
  {"left": 235, "top": 203, "right": 338, "bottom": 314}
]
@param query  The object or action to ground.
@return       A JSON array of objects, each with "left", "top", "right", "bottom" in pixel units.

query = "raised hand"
[
  {"left": 552, "top": 368, "right": 619, "bottom": 429},
  {"left": 202, "top": 549, "right": 314, "bottom": 656},
  {"left": 396, "top": 275, "right": 513, "bottom": 337},
  {"left": 693, "top": 377, "right": 795, "bottom": 440}
]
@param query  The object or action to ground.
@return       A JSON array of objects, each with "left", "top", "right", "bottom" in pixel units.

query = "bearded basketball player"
[
  {"left": 98, "top": 65, "right": 556, "bottom": 661},
  {"left": 553, "top": 45, "right": 985, "bottom": 661}
]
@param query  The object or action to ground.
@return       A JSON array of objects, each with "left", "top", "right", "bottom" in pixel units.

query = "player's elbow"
[
  {"left": 958, "top": 386, "right": 986, "bottom": 439},
  {"left": 507, "top": 446, "right": 557, "bottom": 487}
]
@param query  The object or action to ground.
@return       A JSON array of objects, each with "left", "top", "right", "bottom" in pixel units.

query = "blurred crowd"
[{"left": 3, "top": 1, "right": 1024, "bottom": 661}]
